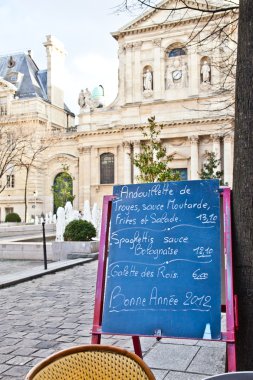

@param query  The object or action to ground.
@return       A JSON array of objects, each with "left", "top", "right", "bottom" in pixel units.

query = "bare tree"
[
  {"left": 19, "top": 137, "right": 50, "bottom": 223},
  {"left": 0, "top": 124, "right": 27, "bottom": 193}
]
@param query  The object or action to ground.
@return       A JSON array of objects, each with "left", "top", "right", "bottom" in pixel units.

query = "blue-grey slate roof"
[
  {"left": 0, "top": 53, "right": 74, "bottom": 116},
  {"left": 0, "top": 53, "right": 48, "bottom": 100}
]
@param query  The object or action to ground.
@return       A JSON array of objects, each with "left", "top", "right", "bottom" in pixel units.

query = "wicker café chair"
[{"left": 25, "top": 344, "right": 156, "bottom": 380}]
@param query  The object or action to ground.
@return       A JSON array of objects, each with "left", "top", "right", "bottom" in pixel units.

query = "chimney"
[
  {"left": 43, "top": 35, "right": 66, "bottom": 109},
  {"left": 27, "top": 50, "right": 33, "bottom": 59}
]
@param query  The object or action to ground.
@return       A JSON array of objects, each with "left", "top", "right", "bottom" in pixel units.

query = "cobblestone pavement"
[{"left": 0, "top": 260, "right": 225, "bottom": 379}]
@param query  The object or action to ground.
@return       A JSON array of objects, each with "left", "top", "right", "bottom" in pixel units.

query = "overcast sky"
[{"left": 0, "top": 0, "right": 136, "bottom": 116}]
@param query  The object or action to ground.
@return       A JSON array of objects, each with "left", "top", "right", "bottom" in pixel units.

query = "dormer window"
[
  {"left": 5, "top": 71, "right": 23, "bottom": 90},
  {"left": 7, "top": 56, "right": 16, "bottom": 68}
]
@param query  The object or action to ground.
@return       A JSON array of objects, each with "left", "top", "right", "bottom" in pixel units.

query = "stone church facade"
[{"left": 0, "top": 1, "right": 234, "bottom": 221}]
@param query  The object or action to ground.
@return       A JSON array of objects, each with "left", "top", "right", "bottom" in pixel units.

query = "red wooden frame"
[{"left": 91, "top": 188, "right": 237, "bottom": 369}]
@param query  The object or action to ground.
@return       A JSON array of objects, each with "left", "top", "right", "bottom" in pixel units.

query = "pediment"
[
  {"left": 114, "top": 0, "right": 227, "bottom": 36},
  {"left": 47, "top": 153, "right": 78, "bottom": 165},
  {"left": 0, "top": 77, "right": 16, "bottom": 93},
  {"left": 171, "top": 151, "right": 190, "bottom": 160}
]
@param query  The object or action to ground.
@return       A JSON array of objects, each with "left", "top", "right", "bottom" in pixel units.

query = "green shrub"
[
  {"left": 5, "top": 212, "right": 21, "bottom": 223},
  {"left": 64, "top": 219, "right": 96, "bottom": 241}
]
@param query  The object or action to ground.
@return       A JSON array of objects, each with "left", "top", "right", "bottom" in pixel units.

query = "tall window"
[
  {"left": 100, "top": 153, "right": 114, "bottom": 184},
  {"left": 6, "top": 174, "right": 15, "bottom": 188},
  {"left": 172, "top": 168, "right": 188, "bottom": 180},
  {"left": 52, "top": 172, "right": 74, "bottom": 213}
]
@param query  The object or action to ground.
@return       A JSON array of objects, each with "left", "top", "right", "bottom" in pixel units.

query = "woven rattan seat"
[{"left": 25, "top": 344, "right": 156, "bottom": 380}]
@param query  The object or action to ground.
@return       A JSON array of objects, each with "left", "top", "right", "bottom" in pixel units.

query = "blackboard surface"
[{"left": 102, "top": 180, "right": 221, "bottom": 339}]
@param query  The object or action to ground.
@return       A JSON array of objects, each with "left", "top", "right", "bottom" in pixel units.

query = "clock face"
[{"left": 172, "top": 70, "right": 182, "bottom": 80}]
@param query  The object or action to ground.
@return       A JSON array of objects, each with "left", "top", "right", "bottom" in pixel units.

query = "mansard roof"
[
  {"left": 0, "top": 51, "right": 74, "bottom": 115},
  {"left": 0, "top": 53, "right": 48, "bottom": 100}
]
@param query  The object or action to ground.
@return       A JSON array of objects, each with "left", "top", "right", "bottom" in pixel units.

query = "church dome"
[{"left": 91, "top": 85, "right": 104, "bottom": 108}]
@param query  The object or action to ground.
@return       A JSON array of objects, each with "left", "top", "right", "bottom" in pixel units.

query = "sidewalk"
[{"left": 0, "top": 259, "right": 226, "bottom": 379}]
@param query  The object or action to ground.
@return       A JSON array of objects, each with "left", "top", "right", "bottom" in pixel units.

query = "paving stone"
[
  {"left": 0, "top": 347, "right": 16, "bottom": 355},
  {"left": 0, "top": 364, "right": 9, "bottom": 374},
  {"left": 6, "top": 356, "right": 33, "bottom": 366},
  {"left": 164, "top": 371, "right": 206, "bottom": 379},
  {"left": 3, "top": 364, "right": 31, "bottom": 377},
  {"left": 32, "top": 349, "right": 56, "bottom": 358},
  {"left": 0, "top": 355, "right": 14, "bottom": 365},
  {"left": 197, "top": 340, "right": 226, "bottom": 348},
  {"left": 187, "top": 346, "right": 226, "bottom": 375},
  {"left": 161, "top": 338, "right": 198, "bottom": 346},
  {"left": 35, "top": 341, "right": 58, "bottom": 349},
  {"left": 144, "top": 342, "right": 200, "bottom": 371},
  {"left": 151, "top": 369, "right": 169, "bottom": 380}
]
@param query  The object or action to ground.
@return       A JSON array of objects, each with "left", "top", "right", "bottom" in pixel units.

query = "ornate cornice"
[
  {"left": 153, "top": 39, "right": 161, "bottom": 47},
  {"left": 123, "top": 141, "right": 131, "bottom": 150},
  {"left": 189, "top": 135, "right": 199, "bottom": 144},
  {"left": 50, "top": 116, "right": 233, "bottom": 143},
  {"left": 212, "top": 133, "right": 222, "bottom": 142},
  {"left": 78, "top": 146, "right": 92, "bottom": 155},
  {"left": 124, "top": 43, "right": 133, "bottom": 50},
  {"left": 133, "top": 41, "right": 142, "bottom": 50},
  {"left": 223, "top": 133, "right": 234, "bottom": 142}
]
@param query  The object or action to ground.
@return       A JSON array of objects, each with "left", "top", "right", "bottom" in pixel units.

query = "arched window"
[
  {"left": 52, "top": 172, "right": 73, "bottom": 213},
  {"left": 100, "top": 153, "right": 114, "bottom": 184},
  {"left": 167, "top": 47, "right": 186, "bottom": 58}
]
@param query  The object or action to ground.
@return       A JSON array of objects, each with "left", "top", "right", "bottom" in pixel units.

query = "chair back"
[{"left": 25, "top": 344, "right": 155, "bottom": 380}]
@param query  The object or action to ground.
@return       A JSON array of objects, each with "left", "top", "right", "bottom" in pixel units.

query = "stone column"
[
  {"left": 118, "top": 44, "right": 125, "bottom": 105},
  {"left": 212, "top": 134, "right": 221, "bottom": 172},
  {"left": 189, "top": 46, "right": 199, "bottom": 96},
  {"left": 133, "top": 42, "right": 142, "bottom": 103},
  {"left": 123, "top": 141, "right": 132, "bottom": 184},
  {"left": 160, "top": 43, "right": 165, "bottom": 97},
  {"left": 133, "top": 141, "right": 141, "bottom": 183},
  {"left": 78, "top": 146, "right": 91, "bottom": 207},
  {"left": 223, "top": 133, "right": 234, "bottom": 187},
  {"left": 153, "top": 39, "right": 162, "bottom": 99},
  {"left": 113, "top": 146, "right": 118, "bottom": 184},
  {"left": 189, "top": 136, "right": 199, "bottom": 179},
  {"left": 125, "top": 43, "right": 133, "bottom": 104}
]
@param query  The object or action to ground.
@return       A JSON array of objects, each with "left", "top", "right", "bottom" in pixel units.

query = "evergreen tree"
[
  {"left": 199, "top": 151, "right": 223, "bottom": 181},
  {"left": 133, "top": 116, "right": 180, "bottom": 183}
]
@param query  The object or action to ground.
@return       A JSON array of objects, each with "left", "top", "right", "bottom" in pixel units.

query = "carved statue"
[
  {"left": 181, "top": 62, "right": 189, "bottom": 87},
  {"left": 201, "top": 61, "right": 211, "bottom": 83},
  {"left": 78, "top": 89, "right": 86, "bottom": 108},
  {"left": 166, "top": 66, "right": 173, "bottom": 89},
  {"left": 143, "top": 69, "right": 153, "bottom": 91},
  {"left": 78, "top": 88, "right": 98, "bottom": 110}
]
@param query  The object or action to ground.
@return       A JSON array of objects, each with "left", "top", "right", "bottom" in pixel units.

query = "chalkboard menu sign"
[{"left": 102, "top": 180, "right": 221, "bottom": 339}]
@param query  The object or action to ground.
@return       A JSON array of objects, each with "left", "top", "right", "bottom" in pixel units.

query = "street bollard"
[{"left": 42, "top": 221, "right": 48, "bottom": 270}]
